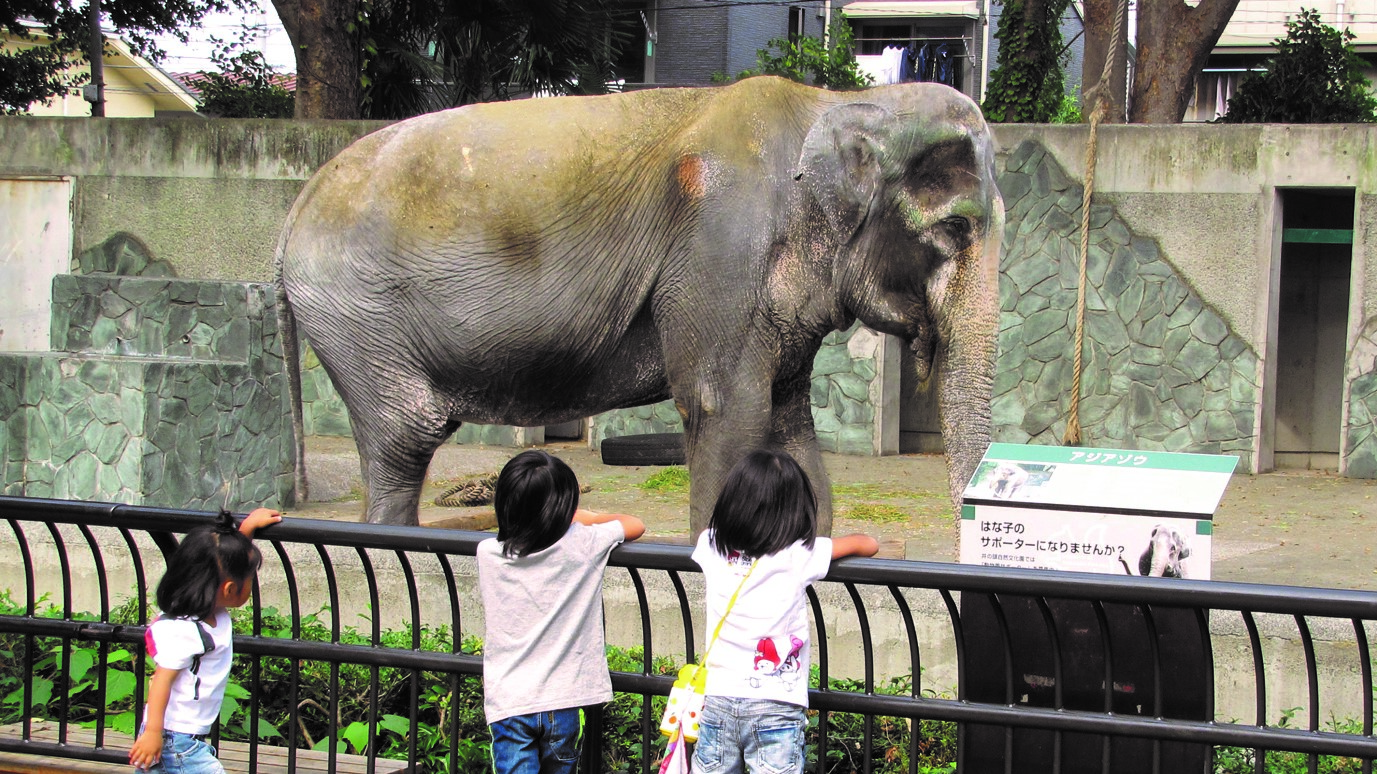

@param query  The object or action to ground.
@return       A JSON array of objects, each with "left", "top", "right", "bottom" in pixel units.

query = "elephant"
[
  {"left": 1119, "top": 525, "right": 1192, "bottom": 578},
  {"left": 275, "top": 75, "right": 1004, "bottom": 532},
  {"left": 988, "top": 462, "right": 1029, "bottom": 499}
]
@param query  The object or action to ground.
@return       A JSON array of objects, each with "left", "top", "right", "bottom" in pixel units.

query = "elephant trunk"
[
  {"left": 1148, "top": 533, "right": 1171, "bottom": 577},
  {"left": 935, "top": 202, "right": 1002, "bottom": 518}
]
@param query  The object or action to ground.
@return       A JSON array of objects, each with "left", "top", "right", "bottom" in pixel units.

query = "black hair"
[
  {"left": 155, "top": 510, "right": 263, "bottom": 621},
  {"left": 494, "top": 450, "right": 581, "bottom": 558},
  {"left": 708, "top": 449, "right": 817, "bottom": 559}
]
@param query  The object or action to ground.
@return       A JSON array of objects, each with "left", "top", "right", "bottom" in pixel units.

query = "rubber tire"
[{"left": 600, "top": 433, "right": 686, "bottom": 466}]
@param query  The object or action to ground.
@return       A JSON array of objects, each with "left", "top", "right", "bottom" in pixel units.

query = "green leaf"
[
  {"left": 255, "top": 717, "right": 283, "bottom": 740},
  {"left": 5, "top": 678, "right": 53, "bottom": 709},
  {"left": 103, "top": 671, "right": 136, "bottom": 706},
  {"left": 108, "top": 710, "right": 137, "bottom": 736},
  {"left": 342, "top": 720, "right": 370, "bottom": 753},
  {"left": 379, "top": 714, "right": 410, "bottom": 737}
]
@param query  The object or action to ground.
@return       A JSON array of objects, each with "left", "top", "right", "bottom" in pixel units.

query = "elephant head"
[
  {"left": 1139, "top": 525, "right": 1191, "bottom": 578},
  {"left": 795, "top": 87, "right": 1004, "bottom": 509}
]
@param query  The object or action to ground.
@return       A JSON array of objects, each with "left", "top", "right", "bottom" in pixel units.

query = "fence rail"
[{"left": 1, "top": 495, "right": 1375, "bottom": 773}]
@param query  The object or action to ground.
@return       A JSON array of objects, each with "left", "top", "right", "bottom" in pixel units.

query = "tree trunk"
[
  {"left": 1129, "top": 0, "right": 1240, "bottom": 123},
  {"left": 1080, "top": 0, "right": 1127, "bottom": 123},
  {"left": 271, "top": 0, "right": 361, "bottom": 119}
]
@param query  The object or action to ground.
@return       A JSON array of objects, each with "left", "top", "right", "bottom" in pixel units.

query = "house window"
[{"left": 789, "top": 7, "right": 807, "bottom": 43}]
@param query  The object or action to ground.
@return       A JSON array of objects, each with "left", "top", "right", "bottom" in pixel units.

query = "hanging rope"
[{"left": 1064, "top": 0, "right": 1127, "bottom": 446}]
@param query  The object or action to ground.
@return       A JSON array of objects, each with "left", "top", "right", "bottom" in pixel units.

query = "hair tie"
[{"left": 214, "top": 509, "right": 238, "bottom": 534}]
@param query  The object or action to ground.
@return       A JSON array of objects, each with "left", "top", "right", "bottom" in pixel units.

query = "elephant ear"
[{"left": 794, "top": 102, "right": 894, "bottom": 239}]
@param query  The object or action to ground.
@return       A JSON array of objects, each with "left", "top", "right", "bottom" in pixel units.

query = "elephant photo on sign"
[{"left": 276, "top": 76, "right": 1004, "bottom": 532}]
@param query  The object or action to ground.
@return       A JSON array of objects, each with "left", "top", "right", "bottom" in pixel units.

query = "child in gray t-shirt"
[{"left": 478, "top": 450, "right": 646, "bottom": 774}]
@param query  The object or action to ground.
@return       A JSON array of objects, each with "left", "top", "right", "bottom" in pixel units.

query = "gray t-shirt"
[{"left": 477, "top": 521, "right": 626, "bottom": 723}]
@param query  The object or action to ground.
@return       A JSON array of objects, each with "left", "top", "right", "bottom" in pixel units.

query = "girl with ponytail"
[{"left": 129, "top": 507, "right": 281, "bottom": 772}]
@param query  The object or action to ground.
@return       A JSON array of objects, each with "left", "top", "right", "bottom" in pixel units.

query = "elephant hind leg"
[{"left": 349, "top": 389, "right": 459, "bottom": 525}]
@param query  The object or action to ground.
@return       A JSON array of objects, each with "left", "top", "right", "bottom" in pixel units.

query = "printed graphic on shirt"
[
  {"left": 726, "top": 550, "right": 752, "bottom": 574},
  {"left": 750, "top": 635, "right": 805, "bottom": 689}
]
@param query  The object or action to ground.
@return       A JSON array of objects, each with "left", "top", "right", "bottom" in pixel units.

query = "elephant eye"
[{"left": 941, "top": 215, "right": 972, "bottom": 236}]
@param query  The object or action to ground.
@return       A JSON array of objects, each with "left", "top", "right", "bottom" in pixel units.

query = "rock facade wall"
[
  {"left": 994, "top": 140, "right": 1259, "bottom": 465},
  {"left": 0, "top": 276, "right": 294, "bottom": 510}
]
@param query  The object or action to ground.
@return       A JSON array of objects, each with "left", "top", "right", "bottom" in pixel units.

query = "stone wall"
[
  {"left": 0, "top": 275, "right": 293, "bottom": 510},
  {"left": 993, "top": 140, "right": 1259, "bottom": 465}
]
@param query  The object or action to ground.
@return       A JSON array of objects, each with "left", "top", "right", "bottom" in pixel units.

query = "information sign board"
[{"left": 959, "top": 443, "right": 1238, "bottom": 579}]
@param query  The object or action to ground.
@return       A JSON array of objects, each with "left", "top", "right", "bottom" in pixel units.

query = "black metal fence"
[{"left": 1, "top": 495, "right": 1375, "bottom": 773}]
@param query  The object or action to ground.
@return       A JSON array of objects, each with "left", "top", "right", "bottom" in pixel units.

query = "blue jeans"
[
  {"left": 691, "top": 696, "right": 806, "bottom": 774},
  {"left": 490, "top": 708, "right": 583, "bottom": 774},
  {"left": 138, "top": 730, "right": 224, "bottom": 774}
]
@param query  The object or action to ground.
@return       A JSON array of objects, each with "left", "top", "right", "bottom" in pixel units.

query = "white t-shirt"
[
  {"left": 144, "top": 610, "right": 234, "bottom": 735},
  {"left": 691, "top": 531, "right": 833, "bottom": 708},
  {"left": 477, "top": 521, "right": 626, "bottom": 723}
]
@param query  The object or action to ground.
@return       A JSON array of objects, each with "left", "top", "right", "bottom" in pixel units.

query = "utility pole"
[{"left": 86, "top": 0, "right": 105, "bottom": 116}]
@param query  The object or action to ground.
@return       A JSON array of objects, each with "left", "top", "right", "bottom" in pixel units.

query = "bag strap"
[
  {"left": 188, "top": 620, "right": 214, "bottom": 700},
  {"left": 701, "top": 559, "right": 756, "bottom": 665}
]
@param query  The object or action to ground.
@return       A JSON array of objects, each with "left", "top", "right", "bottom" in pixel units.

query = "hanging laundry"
[{"left": 935, "top": 43, "right": 953, "bottom": 86}]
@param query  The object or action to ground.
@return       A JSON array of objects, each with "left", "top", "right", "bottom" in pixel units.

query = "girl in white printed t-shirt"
[
  {"left": 129, "top": 507, "right": 281, "bottom": 773},
  {"left": 691, "top": 450, "right": 878, "bottom": 774}
]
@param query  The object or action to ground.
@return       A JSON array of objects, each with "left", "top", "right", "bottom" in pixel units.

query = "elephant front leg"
[{"left": 771, "top": 378, "right": 833, "bottom": 535}]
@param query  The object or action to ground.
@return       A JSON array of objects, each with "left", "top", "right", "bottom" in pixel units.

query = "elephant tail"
[
  {"left": 274, "top": 242, "right": 309, "bottom": 504},
  {"left": 1118, "top": 556, "right": 1134, "bottom": 575}
]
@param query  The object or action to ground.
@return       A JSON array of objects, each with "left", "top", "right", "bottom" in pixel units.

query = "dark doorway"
[
  {"left": 899, "top": 348, "right": 942, "bottom": 453},
  {"left": 1273, "top": 189, "right": 1353, "bottom": 470}
]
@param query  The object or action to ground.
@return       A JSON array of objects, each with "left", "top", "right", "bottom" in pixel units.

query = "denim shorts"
[
  {"left": 137, "top": 730, "right": 224, "bottom": 774},
  {"left": 691, "top": 696, "right": 806, "bottom": 774},
  {"left": 490, "top": 707, "right": 584, "bottom": 774}
]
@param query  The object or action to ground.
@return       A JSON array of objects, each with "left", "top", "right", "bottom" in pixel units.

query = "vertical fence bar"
[
  {"left": 985, "top": 593, "right": 1016, "bottom": 774},
  {"left": 624, "top": 566, "right": 655, "bottom": 774},
  {"left": 316, "top": 544, "right": 342, "bottom": 774},
  {"left": 5, "top": 519, "right": 37, "bottom": 741},
  {"left": 1140, "top": 604, "right": 1162, "bottom": 774},
  {"left": 437, "top": 552, "right": 463, "bottom": 774},
  {"left": 1033, "top": 597, "right": 1064, "bottom": 774},
  {"left": 1091, "top": 600, "right": 1112, "bottom": 774},
  {"left": 356, "top": 546, "right": 381, "bottom": 774},
  {"left": 886, "top": 586, "right": 922, "bottom": 774},
  {"left": 1294, "top": 614, "right": 1319, "bottom": 774},
  {"left": 44, "top": 523, "right": 73, "bottom": 744},
  {"left": 939, "top": 588, "right": 966, "bottom": 772},
  {"left": 268, "top": 539, "right": 302, "bottom": 774},
  {"left": 75, "top": 524, "right": 110, "bottom": 750},
  {"left": 396, "top": 550, "right": 422, "bottom": 769},
  {"left": 808, "top": 585, "right": 829, "bottom": 773},
  {"left": 1241, "top": 610, "right": 1266, "bottom": 774},
  {"left": 843, "top": 582, "right": 876, "bottom": 773},
  {"left": 117, "top": 525, "right": 150, "bottom": 750}
]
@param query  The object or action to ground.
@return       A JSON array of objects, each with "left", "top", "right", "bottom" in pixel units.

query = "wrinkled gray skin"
[{"left": 276, "top": 76, "right": 1004, "bottom": 532}]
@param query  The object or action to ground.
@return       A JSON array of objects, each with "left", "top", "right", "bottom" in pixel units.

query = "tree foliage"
[
  {"left": 272, "top": 0, "right": 630, "bottom": 119},
  {"left": 194, "top": 32, "right": 293, "bottom": 118},
  {"left": 1219, "top": 7, "right": 1376, "bottom": 124},
  {"left": 981, "top": 0, "right": 1071, "bottom": 123},
  {"left": 736, "top": 17, "right": 872, "bottom": 90},
  {"left": 0, "top": 0, "right": 250, "bottom": 114}
]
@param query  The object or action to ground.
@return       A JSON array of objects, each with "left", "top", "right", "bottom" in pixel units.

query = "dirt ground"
[{"left": 291, "top": 437, "right": 1377, "bottom": 591}]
